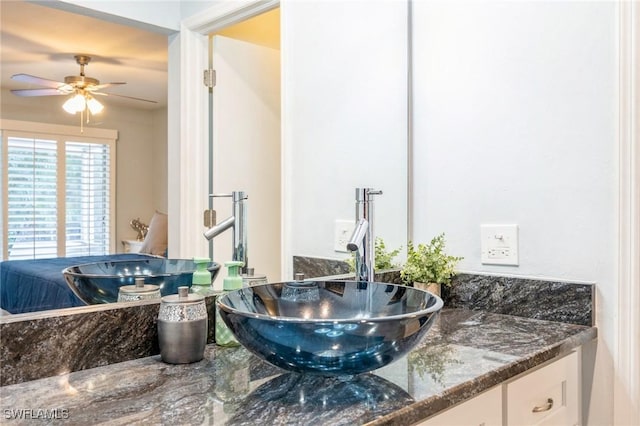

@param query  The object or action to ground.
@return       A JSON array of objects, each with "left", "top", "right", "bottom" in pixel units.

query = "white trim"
[
  {"left": 1, "top": 133, "right": 6, "bottom": 258},
  {"left": 281, "top": 0, "right": 292, "bottom": 279},
  {"left": 407, "top": 0, "right": 414, "bottom": 244},
  {"left": 167, "top": 27, "right": 209, "bottom": 258},
  {"left": 615, "top": 1, "right": 640, "bottom": 424},
  {"left": 0, "top": 119, "right": 118, "bottom": 140},
  {"left": 183, "top": 0, "right": 279, "bottom": 34}
]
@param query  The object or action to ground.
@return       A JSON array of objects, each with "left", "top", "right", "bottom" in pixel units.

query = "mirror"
[
  {"left": 0, "top": 0, "right": 169, "bottom": 255},
  {"left": 0, "top": 0, "right": 408, "bottom": 320}
]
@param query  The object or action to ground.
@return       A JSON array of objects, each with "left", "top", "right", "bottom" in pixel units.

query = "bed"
[{"left": 0, "top": 253, "right": 156, "bottom": 314}]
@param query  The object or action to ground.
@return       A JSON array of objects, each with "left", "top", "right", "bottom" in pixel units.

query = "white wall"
[
  {"left": 283, "top": 0, "right": 408, "bottom": 272},
  {"left": 55, "top": 0, "right": 181, "bottom": 33},
  {"left": 55, "top": 0, "right": 228, "bottom": 33},
  {"left": 180, "top": 0, "right": 222, "bottom": 21},
  {"left": 412, "top": 2, "right": 617, "bottom": 424},
  {"left": 1, "top": 89, "right": 168, "bottom": 252}
]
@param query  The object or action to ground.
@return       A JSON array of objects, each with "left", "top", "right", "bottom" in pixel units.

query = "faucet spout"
[
  {"left": 203, "top": 215, "right": 235, "bottom": 240},
  {"left": 347, "top": 218, "right": 368, "bottom": 252},
  {"left": 203, "top": 191, "right": 248, "bottom": 273},
  {"left": 345, "top": 188, "right": 382, "bottom": 282}
]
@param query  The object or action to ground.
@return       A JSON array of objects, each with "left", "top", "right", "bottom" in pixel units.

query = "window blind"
[
  {"left": 2, "top": 134, "right": 113, "bottom": 260},
  {"left": 65, "top": 142, "right": 111, "bottom": 257},
  {"left": 5, "top": 137, "right": 58, "bottom": 260}
]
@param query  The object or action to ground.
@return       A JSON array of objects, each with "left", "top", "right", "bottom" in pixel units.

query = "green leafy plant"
[
  {"left": 400, "top": 233, "right": 462, "bottom": 286},
  {"left": 346, "top": 237, "right": 401, "bottom": 272},
  {"left": 409, "top": 343, "right": 461, "bottom": 386},
  {"left": 373, "top": 237, "right": 401, "bottom": 270}
]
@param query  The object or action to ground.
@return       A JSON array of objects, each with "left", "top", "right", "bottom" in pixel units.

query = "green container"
[{"left": 215, "top": 261, "right": 244, "bottom": 347}]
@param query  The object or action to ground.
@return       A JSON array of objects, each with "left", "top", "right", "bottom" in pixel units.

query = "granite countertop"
[{"left": 0, "top": 308, "right": 596, "bottom": 425}]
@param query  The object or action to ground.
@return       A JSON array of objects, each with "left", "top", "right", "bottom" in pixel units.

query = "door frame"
[
  {"left": 615, "top": 1, "right": 640, "bottom": 424},
  {"left": 167, "top": 0, "right": 280, "bottom": 260}
]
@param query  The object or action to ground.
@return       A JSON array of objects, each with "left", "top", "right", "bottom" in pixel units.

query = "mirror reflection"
[
  {"left": 0, "top": 0, "right": 169, "bottom": 316},
  {"left": 0, "top": 0, "right": 408, "bottom": 319}
]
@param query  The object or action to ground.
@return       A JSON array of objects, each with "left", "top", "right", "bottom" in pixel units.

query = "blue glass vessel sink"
[
  {"left": 217, "top": 280, "right": 443, "bottom": 376},
  {"left": 63, "top": 258, "right": 220, "bottom": 305}
]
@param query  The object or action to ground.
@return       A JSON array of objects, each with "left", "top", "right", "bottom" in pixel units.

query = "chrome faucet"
[
  {"left": 346, "top": 188, "right": 382, "bottom": 282},
  {"left": 203, "top": 191, "right": 248, "bottom": 273}
]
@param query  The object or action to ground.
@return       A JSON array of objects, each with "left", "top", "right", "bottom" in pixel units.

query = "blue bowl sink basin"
[
  {"left": 63, "top": 258, "right": 220, "bottom": 305},
  {"left": 217, "top": 280, "right": 443, "bottom": 376}
]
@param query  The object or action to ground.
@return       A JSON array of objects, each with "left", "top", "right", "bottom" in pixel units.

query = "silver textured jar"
[
  {"left": 118, "top": 277, "right": 161, "bottom": 302},
  {"left": 158, "top": 286, "right": 207, "bottom": 364},
  {"left": 241, "top": 268, "right": 268, "bottom": 287}
]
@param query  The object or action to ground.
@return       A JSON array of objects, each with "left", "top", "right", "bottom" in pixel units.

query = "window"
[{"left": 1, "top": 120, "right": 117, "bottom": 260}]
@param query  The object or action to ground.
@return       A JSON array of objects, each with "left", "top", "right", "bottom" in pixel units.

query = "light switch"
[
  {"left": 481, "top": 224, "right": 519, "bottom": 266},
  {"left": 334, "top": 220, "right": 355, "bottom": 253}
]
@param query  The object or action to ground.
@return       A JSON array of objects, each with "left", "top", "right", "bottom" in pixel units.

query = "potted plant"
[
  {"left": 345, "top": 237, "right": 401, "bottom": 272},
  {"left": 400, "top": 233, "right": 462, "bottom": 296}
]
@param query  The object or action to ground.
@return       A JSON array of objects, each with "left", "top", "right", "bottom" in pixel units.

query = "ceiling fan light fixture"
[
  {"left": 86, "top": 96, "right": 104, "bottom": 115},
  {"left": 63, "top": 92, "right": 86, "bottom": 114}
]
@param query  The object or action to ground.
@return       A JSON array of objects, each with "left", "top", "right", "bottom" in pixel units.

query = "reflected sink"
[
  {"left": 63, "top": 258, "right": 220, "bottom": 304},
  {"left": 217, "top": 280, "right": 443, "bottom": 376}
]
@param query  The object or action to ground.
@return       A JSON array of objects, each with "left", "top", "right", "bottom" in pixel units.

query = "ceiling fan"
[{"left": 10, "top": 54, "right": 157, "bottom": 107}]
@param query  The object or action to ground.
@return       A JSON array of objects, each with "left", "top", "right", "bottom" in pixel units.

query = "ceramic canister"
[
  {"left": 158, "top": 286, "right": 207, "bottom": 364},
  {"left": 117, "top": 277, "right": 161, "bottom": 302},
  {"left": 241, "top": 268, "right": 268, "bottom": 288}
]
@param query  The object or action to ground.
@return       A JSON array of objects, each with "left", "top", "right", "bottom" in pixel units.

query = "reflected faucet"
[
  {"left": 346, "top": 188, "right": 382, "bottom": 282},
  {"left": 204, "top": 191, "right": 248, "bottom": 273}
]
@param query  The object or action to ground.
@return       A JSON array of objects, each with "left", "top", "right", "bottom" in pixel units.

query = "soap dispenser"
[
  {"left": 215, "top": 261, "right": 243, "bottom": 347},
  {"left": 191, "top": 257, "right": 213, "bottom": 295}
]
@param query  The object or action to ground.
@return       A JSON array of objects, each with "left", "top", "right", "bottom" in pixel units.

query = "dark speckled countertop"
[{"left": 0, "top": 308, "right": 596, "bottom": 425}]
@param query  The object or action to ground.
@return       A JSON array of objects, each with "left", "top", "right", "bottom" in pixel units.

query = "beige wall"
[
  {"left": 215, "top": 7, "right": 280, "bottom": 50},
  {"left": 152, "top": 108, "right": 168, "bottom": 214},
  {"left": 1, "top": 89, "right": 168, "bottom": 253}
]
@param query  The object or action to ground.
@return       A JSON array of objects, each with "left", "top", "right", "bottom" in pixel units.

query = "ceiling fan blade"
[
  {"left": 11, "top": 88, "right": 66, "bottom": 97},
  {"left": 93, "top": 92, "right": 157, "bottom": 103},
  {"left": 90, "top": 82, "right": 127, "bottom": 91},
  {"left": 11, "top": 73, "right": 65, "bottom": 89}
]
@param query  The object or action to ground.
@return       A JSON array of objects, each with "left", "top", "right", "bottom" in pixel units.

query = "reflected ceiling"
[{"left": 0, "top": 0, "right": 168, "bottom": 110}]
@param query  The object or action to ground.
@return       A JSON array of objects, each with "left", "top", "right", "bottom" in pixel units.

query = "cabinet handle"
[{"left": 532, "top": 398, "right": 554, "bottom": 413}]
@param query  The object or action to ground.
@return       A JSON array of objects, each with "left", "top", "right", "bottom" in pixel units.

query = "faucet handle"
[
  {"left": 355, "top": 188, "right": 383, "bottom": 201},
  {"left": 209, "top": 191, "right": 248, "bottom": 201}
]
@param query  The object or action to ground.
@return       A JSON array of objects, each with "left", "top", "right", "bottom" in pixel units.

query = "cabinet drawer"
[
  {"left": 506, "top": 351, "right": 579, "bottom": 426},
  {"left": 417, "top": 386, "right": 502, "bottom": 426}
]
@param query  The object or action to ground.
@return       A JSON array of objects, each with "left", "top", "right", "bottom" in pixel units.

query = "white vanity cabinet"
[
  {"left": 505, "top": 351, "right": 579, "bottom": 426},
  {"left": 417, "top": 386, "right": 502, "bottom": 426},
  {"left": 416, "top": 351, "right": 580, "bottom": 426}
]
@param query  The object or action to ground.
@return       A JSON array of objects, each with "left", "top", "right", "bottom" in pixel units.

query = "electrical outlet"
[
  {"left": 334, "top": 220, "right": 355, "bottom": 253},
  {"left": 481, "top": 224, "right": 519, "bottom": 265}
]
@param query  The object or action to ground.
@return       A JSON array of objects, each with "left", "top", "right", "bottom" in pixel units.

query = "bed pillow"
[{"left": 139, "top": 211, "right": 168, "bottom": 256}]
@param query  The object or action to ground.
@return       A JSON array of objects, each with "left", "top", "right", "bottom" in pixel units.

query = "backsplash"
[
  {"left": 293, "top": 256, "right": 594, "bottom": 326},
  {"left": 292, "top": 255, "right": 351, "bottom": 278},
  {"left": 445, "top": 273, "right": 594, "bottom": 327},
  {"left": 0, "top": 296, "right": 218, "bottom": 386},
  {"left": 0, "top": 258, "right": 593, "bottom": 386}
]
